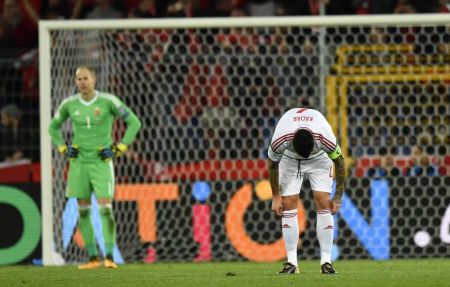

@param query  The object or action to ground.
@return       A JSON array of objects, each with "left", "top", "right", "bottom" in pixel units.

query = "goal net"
[{"left": 39, "top": 15, "right": 450, "bottom": 265}]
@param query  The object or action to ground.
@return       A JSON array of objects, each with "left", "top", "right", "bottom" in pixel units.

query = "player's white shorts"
[{"left": 278, "top": 153, "right": 333, "bottom": 196}]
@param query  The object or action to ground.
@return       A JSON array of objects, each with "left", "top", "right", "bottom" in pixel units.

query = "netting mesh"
[{"left": 48, "top": 20, "right": 450, "bottom": 264}]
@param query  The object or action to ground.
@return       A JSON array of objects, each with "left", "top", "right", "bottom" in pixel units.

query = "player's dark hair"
[{"left": 292, "top": 129, "right": 314, "bottom": 158}]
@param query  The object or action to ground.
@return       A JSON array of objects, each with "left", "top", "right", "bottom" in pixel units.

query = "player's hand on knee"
[
  {"left": 98, "top": 146, "right": 115, "bottom": 161},
  {"left": 330, "top": 199, "right": 342, "bottom": 215},
  {"left": 271, "top": 195, "right": 283, "bottom": 218},
  {"left": 112, "top": 143, "right": 128, "bottom": 158}
]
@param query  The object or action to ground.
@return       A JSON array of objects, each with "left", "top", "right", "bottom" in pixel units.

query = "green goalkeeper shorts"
[{"left": 66, "top": 160, "right": 115, "bottom": 200}]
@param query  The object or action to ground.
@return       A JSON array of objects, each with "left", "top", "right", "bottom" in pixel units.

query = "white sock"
[
  {"left": 316, "top": 210, "right": 334, "bottom": 265},
  {"left": 282, "top": 209, "right": 298, "bottom": 266}
]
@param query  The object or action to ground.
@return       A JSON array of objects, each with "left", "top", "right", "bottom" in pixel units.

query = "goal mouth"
[{"left": 39, "top": 15, "right": 450, "bottom": 265}]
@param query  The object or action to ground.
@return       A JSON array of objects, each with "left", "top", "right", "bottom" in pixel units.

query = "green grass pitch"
[{"left": 1, "top": 259, "right": 449, "bottom": 287}]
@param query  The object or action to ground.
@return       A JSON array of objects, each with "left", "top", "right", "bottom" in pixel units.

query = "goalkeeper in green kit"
[{"left": 49, "top": 66, "right": 142, "bottom": 269}]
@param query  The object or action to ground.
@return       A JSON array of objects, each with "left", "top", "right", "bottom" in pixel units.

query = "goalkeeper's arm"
[
  {"left": 49, "top": 111, "right": 79, "bottom": 159},
  {"left": 48, "top": 105, "right": 69, "bottom": 148},
  {"left": 113, "top": 105, "right": 142, "bottom": 157}
]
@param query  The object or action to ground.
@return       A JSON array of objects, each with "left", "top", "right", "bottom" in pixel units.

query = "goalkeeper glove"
[
  {"left": 98, "top": 146, "right": 115, "bottom": 161},
  {"left": 57, "top": 144, "right": 68, "bottom": 155},
  {"left": 112, "top": 143, "right": 128, "bottom": 158},
  {"left": 58, "top": 144, "right": 79, "bottom": 160}
]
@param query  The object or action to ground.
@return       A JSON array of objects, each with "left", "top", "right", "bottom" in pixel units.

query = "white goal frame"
[{"left": 39, "top": 13, "right": 450, "bottom": 266}]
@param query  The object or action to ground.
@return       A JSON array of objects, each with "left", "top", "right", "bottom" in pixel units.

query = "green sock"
[
  {"left": 78, "top": 206, "right": 98, "bottom": 258},
  {"left": 100, "top": 204, "right": 116, "bottom": 257}
]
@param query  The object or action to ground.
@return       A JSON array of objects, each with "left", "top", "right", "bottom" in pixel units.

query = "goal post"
[
  {"left": 39, "top": 22, "right": 53, "bottom": 266},
  {"left": 40, "top": 14, "right": 450, "bottom": 266}
]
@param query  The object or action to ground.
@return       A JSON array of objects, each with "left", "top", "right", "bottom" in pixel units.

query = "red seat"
[
  {"left": 372, "top": 158, "right": 381, "bottom": 166},
  {"left": 360, "top": 158, "right": 370, "bottom": 167},
  {"left": 0, "top": 160, "right": 32, "bottom": 183},
  {"left": 396, "top": 158, "right": 406, "bottom": 167},
  {"left": 31, "top": 163, "right": 41, "bottom": 182},
  {"left": 444, "top": 155, "right": 450, "bottom": 165},
  {"left": 355, "top": 168, "right": 364, "bottom": 177}
]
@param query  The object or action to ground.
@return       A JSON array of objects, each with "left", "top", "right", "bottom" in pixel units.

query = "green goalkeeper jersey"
[{"left": 49, "top": 91, "right": 142, "bottom": 163}]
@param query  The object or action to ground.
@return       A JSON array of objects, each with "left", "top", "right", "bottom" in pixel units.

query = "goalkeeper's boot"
[
  {"left": 277, "top": 262, "right": 299, "bottom": 274},
  {"left": 104, "top": 255, "right": 118, "bottom": 269},
  {"left": 321, "top": 262, "right": 338, "bottom": 274},
  {"left": 78, "top": 256, "right": 100, "bottom": 270}
]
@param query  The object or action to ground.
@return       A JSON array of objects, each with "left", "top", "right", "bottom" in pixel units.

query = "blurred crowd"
[
  {"left": 0, "top": 0, "right": 449, "bottom": 167},
  {"left": 0, "top": 0, "right": 449, "bottom": 51},
  {"left": 362, "top": 146, "right": 445, "bottom": 178}
]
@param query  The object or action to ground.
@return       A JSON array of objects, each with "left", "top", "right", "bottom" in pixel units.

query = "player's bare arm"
[
  {"left": 331, "top": 154, "right": 346, "bottom": 214},
  {"left": 268, "top": 159, "right": 283, "bottom": 217}
]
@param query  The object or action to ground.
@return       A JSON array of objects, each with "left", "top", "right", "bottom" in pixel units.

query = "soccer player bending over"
[
  {"left": 49, "top": 66, "right": 142, "bottom": 269},
  {"left": 268, "top": 107, "right": 346, "bottom": 274}
]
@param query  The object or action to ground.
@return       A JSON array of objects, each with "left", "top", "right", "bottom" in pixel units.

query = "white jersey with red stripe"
[{"left": 268, "top": 108, "right": 338, "bottom": 162}]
